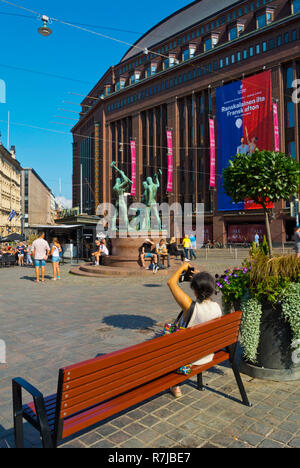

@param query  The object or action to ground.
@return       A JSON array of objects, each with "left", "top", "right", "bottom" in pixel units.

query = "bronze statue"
[{"left": 110, "top": 162, "right": 132, "bottom": 230}]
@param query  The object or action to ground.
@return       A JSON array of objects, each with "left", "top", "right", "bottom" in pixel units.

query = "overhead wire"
[{"left": 0, "top": 0, "right": 174, "bottom": 61}]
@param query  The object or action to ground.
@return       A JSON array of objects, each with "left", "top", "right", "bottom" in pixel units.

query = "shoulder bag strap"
[{"left": 174, "top": 301, "right": 196, "bottom": 328}]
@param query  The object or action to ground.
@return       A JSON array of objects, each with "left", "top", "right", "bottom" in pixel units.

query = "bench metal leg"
[
  {"left": 231, "top": 363, "right": 252, "bottom": 407},
  {"left": 13, "top": 382, "right": 24, "bottom": 448},
  {"left": 197, "top": 373, "right": 205, "bottom": 391},
  {"left": 228, "top": 344, "right": 252, "bottom": 407}
]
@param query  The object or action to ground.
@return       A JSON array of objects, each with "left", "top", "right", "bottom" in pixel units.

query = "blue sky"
[{"left": 0, "top": 0, "right": 188, "bottom": 206}]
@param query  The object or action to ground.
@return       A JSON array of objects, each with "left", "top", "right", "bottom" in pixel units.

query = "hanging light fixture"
[{"left": 38, "top": 15, "right": 52, "bottom": 37}]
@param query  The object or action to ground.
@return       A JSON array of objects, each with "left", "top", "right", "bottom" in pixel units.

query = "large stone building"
[
  {"left": 72, "top": 0, "right": 300, "bottom": 244},
  {"left": 0, "top": 142, "right": 21, "bottom": 237},
  {"left": 21, "top": 168, "right": 55, "bottom": 228}
]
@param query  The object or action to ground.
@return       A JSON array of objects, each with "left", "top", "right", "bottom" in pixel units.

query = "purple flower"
[{"left": 234, "top": 274, "right": 238, "bottom": 278}]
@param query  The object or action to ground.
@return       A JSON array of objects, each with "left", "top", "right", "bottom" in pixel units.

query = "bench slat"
[
  {"left": 61, "top": 350, "right": 229, "bottom": 439},
  {"left": 60, "top": 332, "right": 238, "bottom": 418},
  {"left": 62, "top": 312, "right": 242, "bottom": 382},
  {"left": 62, "top": 321, "right": 238, "bottom": 393}
]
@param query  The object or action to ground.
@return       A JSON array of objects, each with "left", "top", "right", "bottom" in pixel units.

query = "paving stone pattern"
[{"left": 0, "top": 254, "right": 299, "bottom": 448}]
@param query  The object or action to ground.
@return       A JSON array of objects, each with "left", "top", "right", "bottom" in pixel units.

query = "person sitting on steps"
[{"left": 139, "top": 239, "right": 158, "bottom": 272}]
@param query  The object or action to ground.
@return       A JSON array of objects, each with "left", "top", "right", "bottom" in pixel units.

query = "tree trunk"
[{"left": 264, "top": 209, "right": 273, "bottom": 257}]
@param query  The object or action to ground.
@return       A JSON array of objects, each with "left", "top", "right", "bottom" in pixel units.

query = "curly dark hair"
[{"left": 190, "top": 271, "right": 216, "bottom": 302}]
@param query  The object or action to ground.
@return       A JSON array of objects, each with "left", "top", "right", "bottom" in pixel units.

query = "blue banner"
[{"left": 216, "top": 81, "right": 245, "bottom": 211}]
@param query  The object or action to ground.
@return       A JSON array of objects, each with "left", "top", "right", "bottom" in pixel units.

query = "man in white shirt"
[
  {"left": 99, "top": 240, "right": 109, "bottom": 265},
  {"left": 32, "top": 231, "right": 50, "bottom": 283}
]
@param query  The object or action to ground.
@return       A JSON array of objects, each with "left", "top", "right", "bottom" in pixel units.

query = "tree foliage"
[{"left": 223, "top": 150, "right": 300, "bottom": 209}]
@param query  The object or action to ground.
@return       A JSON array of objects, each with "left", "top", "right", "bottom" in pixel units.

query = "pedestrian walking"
[
  {"left": 17, "top": 243, "right": 25, "bottom": 267},
  {"left": 32, "top": 232, "right": 50, "bottom": 283},
  {"left": 50, "top": 237, "right": 62, "bottom": 280},
  {"left": 25, "top": 243, "right": 33, "bottom": 266},
  {"left": 189, "top": 233, "right": 197, "bottom": 260},
  {"left": 182, "top": 235, "right": 191, "bottom": 261}
]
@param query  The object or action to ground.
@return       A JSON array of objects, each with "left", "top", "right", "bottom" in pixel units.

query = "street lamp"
[{"left": 38, "top": 15, "right": 52, "bottom": 37}]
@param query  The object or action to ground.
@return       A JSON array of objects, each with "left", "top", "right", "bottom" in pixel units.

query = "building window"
[
  {"left": 287, "top": 101, "right": 295, "bottom": 128},
  {"left": 292, "top": 0, "right": 300, "bottom": 14},
  {"left": 116, "top": 79, "right": 125, "bottom": 91},
  {"left": 286, "top": 67, "right": 294, "bottom": 88},
  {"left": 262, "top": 41, "right": 267, "bottom": 52},
  {"left": 183, "top": 49, "right": 190, "bottom": 61},
  {"left": 204, "top": 35, "right": 219, "bottom": 51},
  {"left": 257, "top": 9, "right": 274, "bottom": 28},
  {"left": 163, "top": 58, "right": 169, "bottom": 70},
  {"left": 289, "top": 141, "right": 296, "bottom": 158}
]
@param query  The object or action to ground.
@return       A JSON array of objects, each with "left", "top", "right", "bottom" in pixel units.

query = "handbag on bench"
[{"left": 163, "top": 301, "right": 196, "bottom": 375}]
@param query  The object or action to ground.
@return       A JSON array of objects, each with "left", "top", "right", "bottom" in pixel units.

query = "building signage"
[
  {"left": 216, "top": 71, "right": 274, "bottom": 211},
  {"left": 209, "top": 118, "right": 216, "bottom": 188},
  {"left": 273, "top": 102, "right": 280, "bottom": 152},
  {"left": 130, "top": 140, "right": 136, "bottom": 197},
  {"left": 166, "top": 129, "right": 173, "bottom": 193}
]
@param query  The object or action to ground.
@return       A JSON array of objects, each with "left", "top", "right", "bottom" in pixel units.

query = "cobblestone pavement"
[{"left": 0, "top": 252, "right": 299, "bottom": 448}]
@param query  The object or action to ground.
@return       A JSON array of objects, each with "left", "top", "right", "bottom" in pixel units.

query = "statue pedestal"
[
  {"left": 70, "top": 231, "right": 175, "bottom": 278},
  {"left": 104, "top": 231, "right": 168, "bottom": 269}
]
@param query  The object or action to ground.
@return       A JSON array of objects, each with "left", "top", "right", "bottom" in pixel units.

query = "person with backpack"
[
  {"left": 167, "top": 263, "right": 222, "bottom": 398},
  {"left": 50, "top": 237, "right": 62, "bottom": 281}
]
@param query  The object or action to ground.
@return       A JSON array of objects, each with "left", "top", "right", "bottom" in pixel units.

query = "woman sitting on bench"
[{"left": 167, "top": 263, "right": 222, "bottom": 398}]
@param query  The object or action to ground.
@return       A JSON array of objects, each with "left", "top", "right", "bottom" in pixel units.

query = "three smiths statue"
[{"left": 110, "top": 162, "right": 162, "bottom": 232}]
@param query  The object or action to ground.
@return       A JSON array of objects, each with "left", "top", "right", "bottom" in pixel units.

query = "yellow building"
[{"left": 0, "top": 142, "right": 21, "bottom": 237}]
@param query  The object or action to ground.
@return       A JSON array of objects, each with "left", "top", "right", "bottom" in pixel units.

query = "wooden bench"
[{"left": 12, "top": 310, "right": 251, "bottom": 448}]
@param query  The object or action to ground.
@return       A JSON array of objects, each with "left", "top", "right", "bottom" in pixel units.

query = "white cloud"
[{"left": 56, "top": 196, "right": 72, "bottom": 209}]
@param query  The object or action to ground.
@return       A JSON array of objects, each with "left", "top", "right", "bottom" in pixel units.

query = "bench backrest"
[{"left": 55, "top": 310, "right": 242, "bottom": 425}]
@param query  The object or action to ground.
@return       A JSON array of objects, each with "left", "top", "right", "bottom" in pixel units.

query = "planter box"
[{"left": 240, "top": 302, "right": 300, "bottom": 381}]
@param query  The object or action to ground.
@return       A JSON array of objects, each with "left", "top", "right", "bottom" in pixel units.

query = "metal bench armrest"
[
  {"left": 12, "top": 377, "right": 43, "bottom": 399},
  {"left": 12, "top": 377, "right": 54, "bottom": 448}
]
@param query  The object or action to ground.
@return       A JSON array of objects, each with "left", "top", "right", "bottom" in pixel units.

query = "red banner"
[
  {"left": 242, "top": 71, "right": 274, "bottom": 211},
  {"left": 130, "top": 140, "right": 136, "bottom": 197},
  {"left": 166, "top": 129, "right": 173, "bottom": 193},
  {"left": 273, "top": 102, "right": 280, "bottom": 152},
  {"left": 209, "top": 119, "right": 216, "bottom": 188}
]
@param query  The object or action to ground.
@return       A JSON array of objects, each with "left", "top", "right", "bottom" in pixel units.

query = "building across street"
[
  {"left": 72, "top": 0, "right": 300, "bottom": 245},
  {"left": 0, "top": 141, "right": 21, "bottom": 237}
]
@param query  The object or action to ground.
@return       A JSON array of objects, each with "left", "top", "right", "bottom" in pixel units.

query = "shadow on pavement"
[
  {"left": 103, "top": 314, "right": 156, "bottom": 330},
  {"left": 143, "top": 284, "right": 163, "bottom": 288}
]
